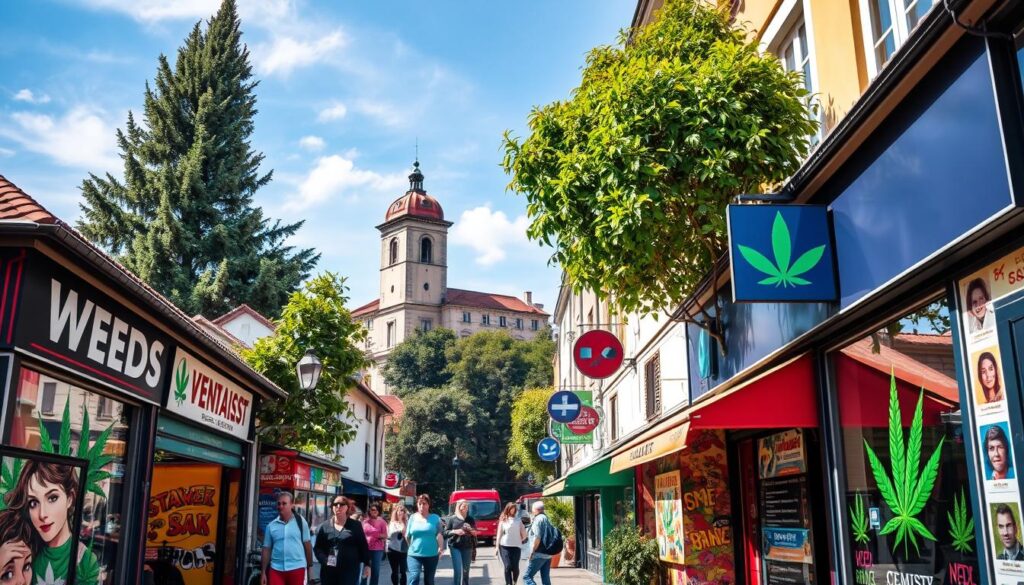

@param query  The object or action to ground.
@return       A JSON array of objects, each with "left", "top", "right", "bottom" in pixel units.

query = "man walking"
[
  {"left": 262, "top": 491, "right": 314, "bottom": 585},
  {"left": 524, "top": 501, "right": 553, "bottom": 585}
]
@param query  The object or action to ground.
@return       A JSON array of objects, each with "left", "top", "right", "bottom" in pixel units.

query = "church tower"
[{"left": 377, "top": 161, "right": 452, "bottom": 312}]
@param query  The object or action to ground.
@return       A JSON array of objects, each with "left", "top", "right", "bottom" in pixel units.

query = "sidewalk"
[{"left": 372, "top": 548, "right": 605, "bottom": 585}]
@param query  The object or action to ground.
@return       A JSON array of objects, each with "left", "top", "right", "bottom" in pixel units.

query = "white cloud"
[
  {"left": 352, "top": 100, "right": 406, "bottom": 128},
  {"left": 76, "top": 0, "right": 218, "bottom": 22},
  {"left": 0, "top": 147, "right": 14, "bottom": 157},
  {"left": 450, "top": 206, "right": 531, "bottom": 266},
  {"left": 13, "top": 89, "right": 51, "bottom": 104},
  {"left": 252, "top": 30, "right": 346, "bottom": 77},
  {"left": 0, "top": 106, "right": 120, "bottom": 172},
  {"left": 317, "top": 102, "right": 348, "bottom": 122},
  {"left": 298, "top": 135, "right": 326, "bottom": 151},
  {"left": 285, "top": 154, "right": 406, "bottom": 211}
]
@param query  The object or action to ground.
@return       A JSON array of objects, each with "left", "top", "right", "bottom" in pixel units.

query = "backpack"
[{"left": 539, "top": 517, "right": 564, "bottom": 556}]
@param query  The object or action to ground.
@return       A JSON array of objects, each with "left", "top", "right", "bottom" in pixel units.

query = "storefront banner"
[
  {"left": 655, "top": 471, "right": 685, "bottom": 563},
  {"left": 610, "top": 421, "right": 689, "bottom": 473},
  {"left": 14, "top": 251, "right": 171, "bottom": 403},
  {"left": 552, "top": 390, "right": 593, "bottom": 444},
  {"left": 146, "top": 463, "right": 222, "bottom": 585},
  {"left": 763, "top": 528, "right": 813, "bottom": 564},
  {"left": 758, "top": 429, "right": 807, "bottom": 479},
  {"left": 166, "top": 348, "right": 253, "bottom": 441},
  {"left": 259, "top": 453, "right": 294, "bottom": 488}
]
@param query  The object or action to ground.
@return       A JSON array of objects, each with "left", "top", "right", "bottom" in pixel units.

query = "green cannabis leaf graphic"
[
  {"left": 737, "top": 211, "right": 826, "bottom": 287},
  {"left": 864, "top": 372, "right": 944, "bottom": 558},
  {"left": 37, "top": 398, "right": 115, "bottom": 499},
  {"left": 174, "top": 357, "right": 189, "bottom": 406},
  {"left": 947, "top": 489, "right": 975, "bottom": 554},
  {"left": 850, "top": 493, "right": 870, "bottom": 545}
]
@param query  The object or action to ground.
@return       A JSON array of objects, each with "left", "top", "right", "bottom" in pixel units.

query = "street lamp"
[
  {"left": 296, "top": 349, "right": 323, "bottom": 391},
  {"left": 452, "top": 455, "right": 460, "bottom": 491}
]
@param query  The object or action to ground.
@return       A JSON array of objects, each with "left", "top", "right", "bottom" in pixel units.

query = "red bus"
[
  {"left": 449, "top": 489, "right": 502, "bottom": 544},
  {"left": 515, "top": 492, "right": 543, "bottom": 526}
]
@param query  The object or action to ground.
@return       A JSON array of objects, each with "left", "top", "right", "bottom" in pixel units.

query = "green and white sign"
[{"left": 552, "top": 390, "right": 593, "bottom": 445}]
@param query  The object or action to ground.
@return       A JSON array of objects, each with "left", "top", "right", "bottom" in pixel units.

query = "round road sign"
[
  {"left": 537, "top": 437, "right": 561, "bottom": 461},
  {"left": 547, "top": 390, "right": 582, "bottom": 424},
  {"left": 573, "top": 330, "right": 624, "bottom": 379},
  {"left": 383, "top": 471, "right": 400, "bottom": 489},
  {"left": 567, "top": 405, "right": 600, "bottom": 435}
]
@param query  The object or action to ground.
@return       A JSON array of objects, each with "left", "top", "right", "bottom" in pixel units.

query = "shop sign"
[
  {"left": 294, "top": 461, "right": 312, "bottom": 490},
  {"left": 763, "top": 527, "right": 812, "bottom": 564},
  {"left": 14, "top": 251, "right": 172, "bottom": 403},
  {"left": 166, "top": 348, "right": 253, "bottom": 441},
  {"left": 727, "top": 204, "right": 837, "bottom": 303},
  {"left": 383, "top": 471, "right": 400, "bottom": 489},
  {"left": 146, "top": 463, "right": 222, "bottom": 585},
  {"left": 573, "top": 329, "right": 624, "bottom": 379},
  {"left": 610, "top": 421, "right": 689, "bottom": 473},
  {"left": 567, "top": 405, "right": 599, "bottom": 435},
  {"left": 551, "top": 390, "right": 594, "bottom": 444},
  {"left": 259, "top": 453, "right": 295, "bottom": 489},
  {"left": 655, "top": 470, "right": 685, "bottom": 563},
  {"left": 757, "top": 429, "right": 806, "bottom": 479}
]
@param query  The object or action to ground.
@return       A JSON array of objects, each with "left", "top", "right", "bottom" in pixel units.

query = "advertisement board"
[
  {"left": 552, "top": 390, "right": 593, "bottom": 444},
  {"left": 146, "top": 463, "right": 222, "bottom": 585},
  {"left": 655, "top": 470, "right": 685, "bottom": 563},
  {"left": 165, "top": 348, "right": 253, "bottom": 441}
]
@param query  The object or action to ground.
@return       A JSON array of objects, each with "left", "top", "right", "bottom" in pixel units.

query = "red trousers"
[{"left": 268, "top": 567, "right": 306, "bottom": 585}]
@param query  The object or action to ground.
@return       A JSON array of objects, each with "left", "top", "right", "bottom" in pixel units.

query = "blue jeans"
[
  {"left": 523, "top": 556, "right": 551, "bottom": 585},
  {"left": 406, "top": 555, "right": 439, "bottom": 585},
  {"left": 450, "top": 547, "right": 473, "bottom": 585},
  {"left": 361, "top": 550, "right": 384, "bottom": 585}
]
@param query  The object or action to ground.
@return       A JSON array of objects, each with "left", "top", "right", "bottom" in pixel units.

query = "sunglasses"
[{"left": 332, "top": 502, "right": 348, "bottom": 508}]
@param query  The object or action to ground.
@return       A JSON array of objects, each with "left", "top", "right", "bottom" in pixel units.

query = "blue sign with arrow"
[
  {"left": 537, "top": 437, "right": 561, "bottom": 461},
  {"left": 547, "top": 390, "right": 582, "bottom": 423}
]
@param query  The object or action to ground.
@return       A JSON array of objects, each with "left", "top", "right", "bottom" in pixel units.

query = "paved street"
[{"left": 373, "top": 546, "right": 601, "bottom": 585}]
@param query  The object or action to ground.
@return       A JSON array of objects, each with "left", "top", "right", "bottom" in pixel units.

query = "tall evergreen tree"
[{"left": 78, "top": 0, "right": 317, "bottom": 317}]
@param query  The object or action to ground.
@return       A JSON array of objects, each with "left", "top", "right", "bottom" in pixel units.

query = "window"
[
  {"left": 97, "top": 395, "right": 114, "bottom": 419},
  {"left": 462, "top": 312, "right": 471, "bottom": 323},
  {"left": 389, "top": 238, "right": 399, "bottom": 265},
  {"left": 364, "top": 443, "right": 371, "bottom": 480},
  {"left": 420, "top": 237, "right": 433, "bottom": 264},
  {"left": 610, "top": 395, "right": 619, "bottom": 441},
  {"left": 515, "top": 318, "right": 523, "bottom": 330},
  {"left": 386, "top": 321, "right": 396, "bottom": 348},
  {"left": 499, "top": 316, "right": 507, "bottom": 328},
  {"left": 482, "top": 315, "right": 491, "bottom": 326},
  {"left": 366, "top": 319, "right": 374, "bottom": 330},
  {"left": 420, "top": 319, "right": 432, "bottom": 332},
  {"left": 531, "top": 319, "right": 539, "bottom": 331},
  {"left": 861, "top": 0, "right": 935, "bottom": 77},
  {"left": 40, "top": 381, "right": 56, "bottom": 414},
  {"left": 644, "top": 353, "right": 662, "bottom": 419},
  {"left": 365, "top": 404, "right": 371, "bottom": 421},
  {"left": 775, "top": 17, "right": 820, "bottom": 142}
]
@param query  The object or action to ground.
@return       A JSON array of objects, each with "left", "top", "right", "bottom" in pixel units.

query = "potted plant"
[
  {"left": 604, "top": 526, "right": 659, "bottom": 585},
  {"left": 542, "top": 497, "right": 576, "bottom": 568}
]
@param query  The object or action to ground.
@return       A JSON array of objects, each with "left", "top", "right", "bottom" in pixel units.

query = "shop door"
[{"left": 584, "top": 493, "right": 602, "bottom": 574}]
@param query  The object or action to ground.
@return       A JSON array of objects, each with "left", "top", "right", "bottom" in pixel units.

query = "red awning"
[{"left": 689, "top": 354, "right": 819, "bottom": 430}]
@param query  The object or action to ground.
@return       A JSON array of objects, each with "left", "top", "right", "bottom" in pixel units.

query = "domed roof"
[{"left": 385, "top": 161, "right": 445, "bottom": 222}]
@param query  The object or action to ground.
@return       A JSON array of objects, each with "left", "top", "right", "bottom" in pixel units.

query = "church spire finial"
[{"left": 408, "top": 158, "right": 424, "bottom": 192}]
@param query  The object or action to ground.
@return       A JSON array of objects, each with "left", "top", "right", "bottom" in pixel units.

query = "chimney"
[{"left": 523, "top": 291, "right": 533, "bottom": 305}]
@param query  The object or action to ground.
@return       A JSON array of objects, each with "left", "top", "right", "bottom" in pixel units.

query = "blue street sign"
[
  {"left": 547, "top": 390, "right": 582, "bottom": 423},
  {"left": 537, "top": 437, "right": 561, "bottom": 461}
]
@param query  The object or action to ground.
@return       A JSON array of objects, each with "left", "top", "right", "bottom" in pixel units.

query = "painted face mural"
[{"left": 26, "top": 476, "right": 73, "bottom": 547}]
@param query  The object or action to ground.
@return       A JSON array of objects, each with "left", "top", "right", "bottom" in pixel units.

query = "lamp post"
[
  {"left": 296, "top": 349, "right": 323, "bottom": 392},
  {"left": 452, "top": 455, "right": 460, "bottom": 492}
]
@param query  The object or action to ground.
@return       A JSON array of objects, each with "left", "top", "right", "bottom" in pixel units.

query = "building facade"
[{"left": 352, "top": 162, "right": 550, "bottom": 394}]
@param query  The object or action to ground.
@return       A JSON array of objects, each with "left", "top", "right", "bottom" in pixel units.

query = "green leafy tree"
[
  {"left": 381, "top": 328, "right": 457, "bottom": 395},
  {"left": 508, "top": 388, "right": 555, "bottom": 483},
  {"left": 78, "top": 0, "right": 317, "bottom": 318},
  {"left": 502, "top": 0, "right": 817, "bottom": 315},
  {"left": 243, "top": 273, "right": 367, "bottom": 453}
]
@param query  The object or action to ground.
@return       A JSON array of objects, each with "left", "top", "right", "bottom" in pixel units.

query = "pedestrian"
[
  {"left": 523, "top": 502, "right": 553, "bottom": 585},
  {"left": 362, "top": 504, "right": 389, "bottom": 585},
  {"left": 405, "top": 494, "right": 443, "bottom": 585},
  {"left": 387, "top": 506, "right": 409, "bottom": 585},
  {"left": 496, "top": 503, "right": 528, "bottom": 585},
  {"left": 313, "top": 496, "right": 371, "bottom": 585},
  {"left": 261, "top": 491, "right": 314, "bottom": 585},
  {"left": 444, "top": 499, "right": 477, "bottom": 585}
]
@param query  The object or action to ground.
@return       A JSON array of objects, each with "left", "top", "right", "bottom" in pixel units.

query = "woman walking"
[
  {"left": 314, "top": 497, "right": 371, "bottom": 585},
  {"left": 362, "top": 505, "right": 389, "bottom": 585},
  {"left": 495, "top": 503, "right": 527, "bottom": 585},
  {"left": 444, "top": 500, "right": 477, "bottom": 585},
  {"left": 405, "top": 494, "right": 443, "bottom": 585},
  {"left": 387, "top": 506, "right": 409, "bottom": 585}
]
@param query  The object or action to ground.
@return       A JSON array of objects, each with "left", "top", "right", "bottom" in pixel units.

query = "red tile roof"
[
  {"left": 445, "top": 288, "right": 549, "bottom": 315},
  {"left": 213, "top": 303, "right": 277, "bottom": 331},
  {"left": 0, "top": 176, "right": 57, "bottom": 223},
  {"left": 352, "top": 299, "right": 380, "bottom": 317},
  {"left": 840, "top": 337, "right": 959, "bottom": 403},
  {"left": 193, "top": 315, "right": 248, "bottom": 349},
  {"left": 892, "top": 332, "right": 953, "bottom": 345},
  {"left": 379, "top": 394, "right": 404, "bottom": 420}
]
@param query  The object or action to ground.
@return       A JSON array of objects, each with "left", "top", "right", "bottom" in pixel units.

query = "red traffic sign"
[
  {"left": 573, "top": 330, "right": 624, "bottom": 379},
  {"left": 383, "top": 471, "right": 400, "bottom": 489},
  {"left": 567, "top": 405, "right": 600, "bottom": 435}
]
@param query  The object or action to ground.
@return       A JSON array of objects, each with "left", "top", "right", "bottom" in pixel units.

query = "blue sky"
[{"left": 0, "top": 0, "right": 633, "bottom": 315}]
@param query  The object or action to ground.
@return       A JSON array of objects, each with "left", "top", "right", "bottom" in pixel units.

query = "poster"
[
  {"left": 679, "top": 429, "right": 734, "bottom": 584},
  {"left": 763, "top": 528, "right": 813, "bottom": 564},
  {"left": 758, "top": 430, "right": 807, "bottom": 479},
  {"left": 758, "top": 430, "right": 814, "bottom": 585},
  {"left": 958, "top": 249, "right": 1024, "bottom": 585},
  {"left": 655, "top": 471, "right": 684, "bottom": 563},
  {"left": 0, "top": 446, "right": 90, "bottom": 585},
  {"left": 146, "top": 463, "right": 222, "bottom": 585}
]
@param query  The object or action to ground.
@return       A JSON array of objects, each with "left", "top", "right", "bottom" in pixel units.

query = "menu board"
[
  {"left": 759, "top": 430, "right": 814, "bottom": 585},
  {"left": 958, "top": 249, "right": 1024, "bottom": 584}
]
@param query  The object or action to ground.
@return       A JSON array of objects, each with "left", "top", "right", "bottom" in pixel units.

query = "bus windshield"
[{"left": 450, "top": 500, "right": 501, "bottom": 520}]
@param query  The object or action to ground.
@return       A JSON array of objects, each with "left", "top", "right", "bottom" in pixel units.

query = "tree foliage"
[
  {"left": 242, "top": 273, "right": 367, "bottom": 453},
  {"left": 78, "top": 0, "right": 317, "bottom": 318},
  {"left": 502, "top": 0, "right": 817, "bottom": 314},
  {"left": 508, "top": 388, "right": 555, "bottom": 484},
  {"left": 381, "top": 328, "right": 457, "bottom": 395}
]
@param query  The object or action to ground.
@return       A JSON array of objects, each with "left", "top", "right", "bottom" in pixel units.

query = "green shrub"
[
  {"left": 542, "top": 497, "right": 575, "bottom": 540},
  {"left": 604, "top": 526, "right": 659, "bottom": 585}
]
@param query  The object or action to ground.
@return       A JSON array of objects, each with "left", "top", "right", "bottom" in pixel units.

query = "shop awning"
[
  {"left": 608, "top": 354, "right": 817, "bottom": 473},
  {"left": 342, "top": 477, "right": 385, "bottom": 498},
  {"left": 543, "top": 456, "right": 632, "bottom": 496}
]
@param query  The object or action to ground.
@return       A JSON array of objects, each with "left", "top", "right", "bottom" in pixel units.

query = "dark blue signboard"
[{"left": 727, "top": 204, "right": 837, "bottom": 303}]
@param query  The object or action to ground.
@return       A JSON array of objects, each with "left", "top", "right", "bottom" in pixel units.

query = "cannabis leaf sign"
[
  {"left": 37, "top": 398, "right": 115, "bottom": 498},
  {"left": 737, "top": 211, "right": 826, "bottom": 287},
  {"left": 864, "top": 372, "right": 944, "bottom": 557},
  {"left": 850, "top": 493, "right": 870, "bottom": 545},
  {"left": 174, "top": 357, "right": 190, "bottom": 406},
  {"left": 947, "top": 489, "right": 975, "bottom": 554}
]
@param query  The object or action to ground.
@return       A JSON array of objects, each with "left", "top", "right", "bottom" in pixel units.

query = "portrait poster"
[
  {"left": 0, "top": 445, "right": 89, "bottom": 585},
  {"left": 654, "top": 470, "right": 684, "bottom": 563},
  {"left": 146, "top": 463, "right": 222, "bottom": 585}
]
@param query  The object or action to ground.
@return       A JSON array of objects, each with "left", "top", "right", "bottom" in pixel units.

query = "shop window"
[
  {"left": 859, "top": 0, "right": 935, "bottom": 77},
  {"left": 10, "top": 368, "right": 132, "bottom": 585},
  {"left": 645, "top": 353, "right": 662, "bottom": 420},
  {"left": 833, "top": 299, "right": 977, "bottom": 583}
]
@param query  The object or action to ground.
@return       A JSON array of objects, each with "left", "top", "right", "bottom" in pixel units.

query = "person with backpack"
[
  {"left": 524, "top": 501, "right": 562, "bottom": 585},
  {"left": 261, "top": 491, "right": 314, "bottom": 585},
  {"left": 313, "top": 496, "right": 371, "bottom": 585}
]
